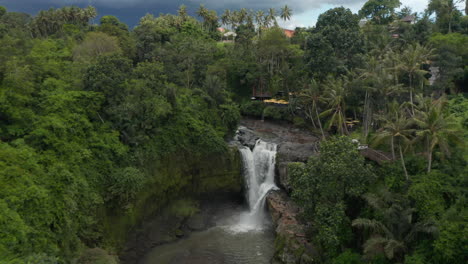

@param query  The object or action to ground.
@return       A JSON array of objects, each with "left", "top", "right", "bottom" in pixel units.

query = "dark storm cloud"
[
  {"left": 0, "top": 0, "right": 366, "bottom": 27},
  {"left": 2, "top": 0, "right": 365, "bottom": 13}
]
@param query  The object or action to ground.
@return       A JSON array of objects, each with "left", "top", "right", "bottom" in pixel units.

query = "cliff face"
[
  {"left": 108, "top": 146, "right": 243, "bottom": 263},
  {"left": 238, "top": 118, "right": 320, "bottom": 264},
  {"left": 266, "top": 191, "right": 317, "bottom": 264}
]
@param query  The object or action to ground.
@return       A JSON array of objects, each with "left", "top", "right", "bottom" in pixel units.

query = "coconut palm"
[
  {"left": 196, "top": 4, "right": 209, "bottom": 29},
  {"left": 245, "top": 10, "right": 255, "bottom": 28},
  {"left": 353, "top": 188, "right": 437, "bottom": 262},
  {"left": 178, "top": 5, "right": 188, "bottom": 21},
  {"left": 359, "top": 55, "right": 404, "bottom": 138},
  {"left": 280, "top": 5, "right": 292, "bottom": 22},
  {"left": 372, "top": 101, "right": 413, "bottom": 179},
  {"left": 221, "top": 9, "right": 231, "bottom": 27},
  {"left": 298, "top": 79, "right": 326, "bottom": 140},
  {"left": 395, "top": 44, "right": 434, "bottom": 116},
  {"left": 255, "top": 10, "right": 265, "bottom": 26},
  {"left": 320, "top": 77, "right": 349, "bottom": 135},
  {"left": 413, "top": 95, "right": 462, "bottom": 173},
  {"left": 267, "top": 8, "right": 277, "bottom": 27},
  {"left": 238, "top": 8, "right": 248, "bottom": 24}
]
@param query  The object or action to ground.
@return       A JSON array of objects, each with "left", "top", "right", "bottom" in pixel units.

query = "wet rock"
[
  {"left": 276, "top": 162, "right": 292, "bottom": 193},
  {"left": 237, "top": 118, "right": 319, "bottom": 191},
  {"left": 266, "top": 190, "right": 318, "bottom": 264},
  {"left": 236, "top": 126, "right": 259, "bottom": 149},
  {"left": 77, "top": 248, "right": 119, "bottom": 264},
  {"left": 277, "top": 142, "right": 318, "bottom": 163},
  {"left": 186, "top": 213, "right": 207, "bottom": 231}
]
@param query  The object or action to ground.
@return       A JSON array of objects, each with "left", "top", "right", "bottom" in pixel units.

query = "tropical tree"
[
  {"left": 359, "top": 0, "right": 402, "bottom": 24},
  {"left": 320, "top": 77, "right": 349, "bottom": 135},
  {"left": 428, "top": 0, "right": 464, "bottom": 33},
  {"left": 353, "top": 188, "right": 437, "bottom": 262},
  {"left": 359, "top": 54, "right": 403, "bottom": 138},
  {"left": 298, "top": 79, "right": 326, "bottom": 139},
  {"left": 395, "top": 44, "right": 434, "bottom": 116},
  {"left": 280, "top": 5, "right": 292, "bottom": 22},
  {"left": 221, "top": 9, "right": 231, "bottom": 27},
  {"left": 266, "top": 8, "right": 277, "bottom": 27},
  {"left": 177, "top": 5, "right": 188, "bottom": 22},
  {"left": 413, "top": 95, "right": 462, "bottom": 172},
  {"left": 372, "top": 101, "right": 413, "bottom": 179},
  {"left": 255, "top": 10, "right": 265, "bottom": 28},
  {"left": 196, "top": 4, "right": 209, "bottom": 30}
]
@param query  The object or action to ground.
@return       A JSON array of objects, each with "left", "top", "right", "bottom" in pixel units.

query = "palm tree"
[
  {"left": 221, "top": 9, "right": 231, "bottom": 27},
  {"left": 372, "top": 101, "right": 413, "bottom": 179},
  {"left": 246, "top": 10, "right": 255, "bottom": 28},
  {"left": 298, "top": 79, "right": 326, "bottom": 140},
  {"left": 395, "top": 44, "right": 434, "bottom": 116},
  {"left": 196, "top": 4, "right": 209, "bottom": 29},
  {"left": 320, "top": 77, "right": 349, "bottom": 135},
  {"left": 178, "top": 5, "right": 188, "bottom": 22},
  {"left": 267, "top": 8, "right": 277, "bottom": 27},
  {"left": 413, "top": 95, "right": 462, "bottom": 173},
  {"left": 238, "top": 8, "right": 248, "bottom": 24},
  {"left": 359, "top": 55, "right": 404, "bottom": 138},
  {"left": 280, "top": 5, "right": 292, "bottom": 22},
  {"left": 353, "top": 189, "right": 437, "bottom": 262}
]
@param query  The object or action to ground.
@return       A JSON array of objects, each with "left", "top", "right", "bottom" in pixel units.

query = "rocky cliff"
[
  {"left": 237, "top": 118, "right": 320, "bottom": 264},
  {"left": 267, "top": 191, "right": 317, "bottom": 264}
]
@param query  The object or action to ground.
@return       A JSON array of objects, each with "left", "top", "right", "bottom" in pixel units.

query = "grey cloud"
[
  {"left": 0, "top": 0, "right": 367, "bottom": 27},
  {"left": 8, "top": 0, "right": 365, "bottom": 14}
]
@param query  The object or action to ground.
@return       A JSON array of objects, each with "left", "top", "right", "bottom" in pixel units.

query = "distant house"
[
  {"left": 223, "top": 31, "right": 237, "bottom": 42},
  {"left": 389, "top": 15, "right": 417, "bottom": 38},
  {"left": 251, "top": 79, "right": 271, "bottom": 100},
  {"left": 359, "top": 19, "right": 368, "bottom": 27},
  {"left": 217, "top": 27, "right": 237, "bottom": 43},
  {"left": 283, "top": 29, "right": 295, "bottom": 38},
  {"left": 400, "top": 15, "right": 416, "bottom": 25}
]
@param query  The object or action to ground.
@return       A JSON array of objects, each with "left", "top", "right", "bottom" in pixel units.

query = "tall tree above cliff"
[{"left": 359, "top": 0, "right": 402, "bottom": 24}]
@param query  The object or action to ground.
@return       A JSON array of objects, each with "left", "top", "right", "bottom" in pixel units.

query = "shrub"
[
  {"left": 263, "top": 106, "right": 289, "bottom": 120},
  {"left": 332, "top": 250, "right": 363, "bottom": 264},
  {"left": 240, "top": 101, "right": 265, "bottom": 117},
  {"left": 105, "top": 167, "right": 145, "bottom": 208}
]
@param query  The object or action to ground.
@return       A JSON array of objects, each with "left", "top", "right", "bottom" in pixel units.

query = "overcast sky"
[{"left": 0, "top": 0, "right": 460, "bottom": 29}]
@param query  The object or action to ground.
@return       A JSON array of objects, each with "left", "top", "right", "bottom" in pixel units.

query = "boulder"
[
  {"left": 277, "top": 142, "right": 318, "bottom": 163},
  {"left": 235, "top": 126, "right": 259, "bottom": 150}
]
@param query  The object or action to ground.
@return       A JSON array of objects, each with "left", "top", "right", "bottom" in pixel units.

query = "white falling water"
[{"left": 231, "top": 140, "right": 278, "bottom": 232}]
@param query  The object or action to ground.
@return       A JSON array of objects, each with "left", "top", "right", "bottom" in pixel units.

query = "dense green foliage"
[
  {"left": 291, "top": 137, "right": 375, "bottom": 258},
  {"left": 0, "top": 1, "right": 466, "bottom": 263},
  {"left": 0, "top": 5, "right": 242, "bottom": 263}
]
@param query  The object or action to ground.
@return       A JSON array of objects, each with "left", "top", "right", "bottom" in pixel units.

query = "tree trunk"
[
  {"left": 363, "top": 90, "right": 369, "bottom": 138},
  {"left": 399, "top": 143, "right": 409, "bottom": 180},
  {"left": 391, "top": 136, "right": 395, "bottom": 160},
  {"left": 427, "top": 147, "right": 433, "bottom": 173},
  {"left": 409, "top": 74, "right": 415, "bottom": 116},
  {"left": 308, "top": 106, "right": 317, "bottom": 129},
  {"left": 342, "top": 107, "right": 349, "bottom": 135},
  {"left": 315, "top": 105, "right": 326, "bottom": 140}
]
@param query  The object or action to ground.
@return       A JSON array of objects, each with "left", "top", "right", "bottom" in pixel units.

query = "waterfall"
[{"left": 231, "top": 139, "right": 278, "bottom": 232}]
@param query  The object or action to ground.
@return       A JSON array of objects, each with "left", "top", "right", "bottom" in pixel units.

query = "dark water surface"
[{"left": 139, "top": 206, "right": 276, "bottom": 264}]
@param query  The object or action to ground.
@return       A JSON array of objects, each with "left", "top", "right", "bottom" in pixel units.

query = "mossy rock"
[{"left": 77, "top": 248, "right": 119, "bottom": 264}]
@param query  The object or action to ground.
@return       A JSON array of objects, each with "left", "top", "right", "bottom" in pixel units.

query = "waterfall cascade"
[{"left": 232, "top": 139, "right": 278, "bottom": 232}]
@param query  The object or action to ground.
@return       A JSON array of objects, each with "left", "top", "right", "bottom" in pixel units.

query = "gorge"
[{"left": 123, "top": 119, "right": 319, "bottom": 264}]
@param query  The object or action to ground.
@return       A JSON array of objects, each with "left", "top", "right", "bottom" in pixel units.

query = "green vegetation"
[{"left": 0, "top": 1, "right": 466, "bottom": 263}]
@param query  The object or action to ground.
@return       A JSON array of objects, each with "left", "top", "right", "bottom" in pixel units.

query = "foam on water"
[{"left": 229, "top": 140, "right": 278, "bottom": 233}]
